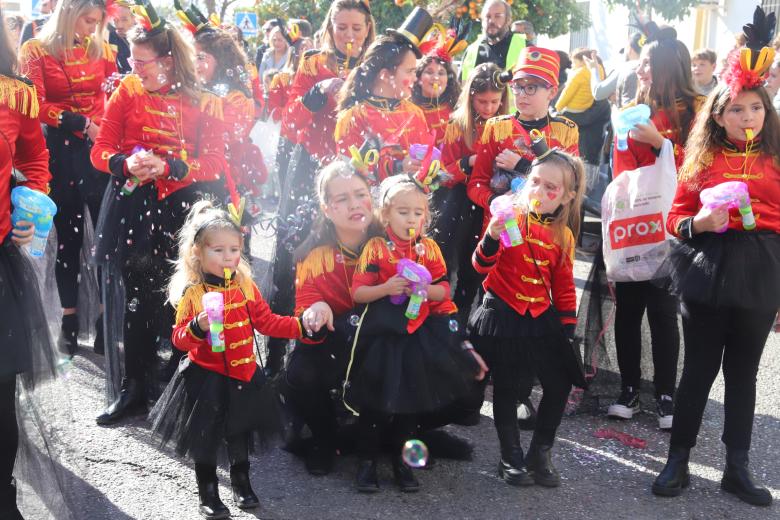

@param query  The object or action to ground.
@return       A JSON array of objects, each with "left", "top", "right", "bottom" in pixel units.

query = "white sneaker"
[{"left": 607, "top": 386, "right": 640, "bottom": 419}]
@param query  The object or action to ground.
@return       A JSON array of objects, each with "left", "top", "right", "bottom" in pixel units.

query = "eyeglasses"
[
  {"left": 127, "top": 57, "right": 160, "bottom": 70},
  {"left": 510, "top": 83, "right": 549, "bottom": 96}
]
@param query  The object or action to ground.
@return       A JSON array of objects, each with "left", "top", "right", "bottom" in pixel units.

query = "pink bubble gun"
[
  {"left": 201, "top": 292, "right": 226, "bottom": 353},
  {"left": 490, "top": 194, "right": 523, "bottom": 247},
  {"left": 391, "top": 258, "right": 432, "bottom": 320},
  {"left": 699, "top": 181, "right": 756, "bottom": 233}
]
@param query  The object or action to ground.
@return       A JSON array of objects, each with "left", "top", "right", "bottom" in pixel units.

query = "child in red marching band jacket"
[
  {"left": 652, "top": 8, "right": 780, "bottom": 506},
  {"left": 347, "top": 171, "right": 486, "bottom": 494},
  {"left": 468, "top": 46, "right": 579, "bottom": 232},
  {"left": 150, "top": 200, "right": 314, "bottom": 519},
  {"left": 265, "top": 0, "right": 375, "bottom": 377},
  {"left": 19, "top": 0, "right": 117, "bottom": 355},
  {"left": 470, "top": 148, "right": 585, "bottom": 489},
  {"left": 335, "top": 8, "right": 436, "bottom": 181},
  {"left": 91, "top": 2, "right": 228, "bottom": 426},
  {"left": 436, "top": 62, "right": 509, "bottom": 327}
]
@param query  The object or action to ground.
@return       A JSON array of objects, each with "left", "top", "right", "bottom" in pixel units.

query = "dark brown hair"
[
  {"left": 680, "top": 85, "right": 780, "bottom": 186},
  {"left": 0, "top": 6, "right": 17, "bottom": 76},
  {"left": 411, "top": 55, "right": 461, "bottom": 108},
  {"left": 692, "top": 48, "right": 717, "bottom": 65},
  {"left": 195, "top": 28, "right": 251, "bottom": 97}
]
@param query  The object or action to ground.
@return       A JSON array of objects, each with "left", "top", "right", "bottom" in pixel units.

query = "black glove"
[
  {"left": 166, "top": 158, "right": 189, "bottom": 181},
  {"left": 108, "top": 154, "right": 129, "bottom": 178},
  {"left": 302, "top": 83, "right": 328, "bottom": 112},
  {"left": 563, "top": 323, "right": 576, "bottom": 342},
  {"left": 59, "top": 111, "right": 87, "bottom": 133}
]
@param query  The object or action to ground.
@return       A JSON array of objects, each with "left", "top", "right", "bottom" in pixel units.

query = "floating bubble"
[
  {"left": 448, "top": 319, "right": 459, "bottom": 333},
  {"left": 128, "top": 297, "right": 139, "bottom": 312},
  {"left": 414, "top": 243, "right": 426, "bottom": 257},
  {"left": 386, "top": 241, "right": 395, "bottom": 251},
  {"left": 401, "top": 439, "right": 429, "bottom": 468},
  {"left": 349, "top": 314, "right": 360, "bottom": 327},
  {"left": 335, "top": 253, "right": 344, "bottom": 264},
  {"left": 285, "top": 242, "right": 294, "bottom": 252}
]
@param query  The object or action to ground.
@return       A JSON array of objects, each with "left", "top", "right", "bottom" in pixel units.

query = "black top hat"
[
  {"left": 174, "top": 0, "right": 214, "bottom": 36},
  {"left": 386, "top": 6, "right": 433, "bottom": 58}
]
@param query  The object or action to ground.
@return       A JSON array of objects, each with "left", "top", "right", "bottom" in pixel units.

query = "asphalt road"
[{"left": 14, "top": 222, "right": 780, "bottom": 520}]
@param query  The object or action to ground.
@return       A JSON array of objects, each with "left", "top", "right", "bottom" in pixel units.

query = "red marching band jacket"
[
  {"left": 473, "top": 217, "right": 577, "bottom": 327},
  {"left": 90, "top": 75, "right": 227, "bottom": 199},
  {"left": 172, "top": 275, "right": 303, "bottom": 382},
  {"left": 440, "top": 119, "right": 485, "bottom": 187},
  {"left": 335, "top": 98, "right": 431, "bottom": 182},
  {"left": 667, "top": 139, "right": 780, "bottom": 237},
  {"left": 0, "top": 77, "right": 50, "bottom": 242},
  {"left": 222, "top": 89, "right": 267, "bottom": 195},
  {"left": 468, "top": 113, "right": 579, "bottom": 229},
  {"left": 294, "top": 243, "right": 360, "bottom": 344},
  {"left": 416, "top": 100, "right": 451, "bottom": 147},
  {"left": 19, "top": 39, "right": 117, "bottom": 134},
  {"left": 283, "top": 51, "right": 345, "bottom": 160},
  {"left": 352, "top": 231, "right": 457, "bottom": 334}
]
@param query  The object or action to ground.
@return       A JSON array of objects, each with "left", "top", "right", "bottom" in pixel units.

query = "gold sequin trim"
[
  {"left": 521, "top": 275, "right": 543, "bottom": 285},
  {"left": 229, "top": 337, "right": 253, "bottom": 350},
  {"left": 515, "top": 293, "right": 545, "bottom": 303},
  {"left": 142, "top": 126, "right": 177, "bottom": 137},
  {"left": 523, "top": 255, "right": 549, "bottom": 266},
  {"left": 224, "top": 302, "right": 246, "bottom": 311},
  {"left": 70, "top": 74, "right": 95, "bottom": 83},
  {"left": 230, "top": 354, "right": 256, "bottom": 367},
  {"left": 723, "top": 172, "right": 764, "bottom": 180},
  {"left": 225, "top": 319, "right": 249, "bottom": 330},
  {"left": 525, "top": 237, "right": 554, "bottom": 250}
]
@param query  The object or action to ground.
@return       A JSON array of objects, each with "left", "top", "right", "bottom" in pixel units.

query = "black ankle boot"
[
  {"left": 525, "top": 443, "right": 561, "bottom": 487},
  {"left": 652, "top": 445, "right": 690, "bottom": 497},
  {"left": 263, "top": 342, "right": 286, "bottom": 377},
  {"left": 392, "top": 456, "right": 420, "bottom": 492},
  {"left": 196, "top": 465, "right": 230, "bottom": 519},
  {"left": 355, "top": 459, "right": 379, "bottom": 493},
  {"left": 59, "top": 314, "right": 79, "bottom": 357},
  {"left": 721, "top": 449, "right": 772, "bottom": 506},
  {"left": 0, "top": 478, "right": 24, "bottom": 520},
  {"left": 305, "top": 439, "right": 335, "bottom": 476},
  {"left": 230, "top": 462, "right": 259, "bottom": 509},
  {"left": 96, "top": 378, "right": 146, "bottom": 425},
  {"left": 93, "top": 315, "right": 104, "bottom": 355},
  {"left": 498, "top": 446, "right": 534, "bottom": 487}
]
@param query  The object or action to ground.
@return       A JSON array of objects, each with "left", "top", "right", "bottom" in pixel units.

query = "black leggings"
[
  {"left": 614, "top": 281, "right": 680, "bottom": 396},
  {"left": 46, "top": 128, "right": 107, "bottom": 309},
  {"left": 0, "top": 377, "right": 17, "bottom": 513},
  {"left": 670, "top": 301, "right": 775, "bottom": 450},
  {"left": 357, "top": 408, "right": 417, "bottom": 460},
  {"left": 475, "top": 335, "right": 571, "bottom": 450}
]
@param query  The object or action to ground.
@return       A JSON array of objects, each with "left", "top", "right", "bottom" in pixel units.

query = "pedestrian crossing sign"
[{"left": 235, "top": 12, "right": 258, "bottom": 37}]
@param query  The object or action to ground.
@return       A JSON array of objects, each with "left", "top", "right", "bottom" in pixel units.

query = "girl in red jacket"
[
  {"left": 151, "top": 200, "right": 312, "bottom": 519},
  {"left": 470, "top": 149, "right": 585, "bottom": 488},
  {"left": 435, "top": 62, "right": 509, "bottom": 328},
  {"left": 652, "top": 8, "right": 780, "bottom": 505}
]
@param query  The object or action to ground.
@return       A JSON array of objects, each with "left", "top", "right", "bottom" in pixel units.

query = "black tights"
[
  {"left": 357, "top": 409, "right": 417, "bottom": 461},
  {"left": 0, "top": 378, "right": 18, "bottom": 514},
  {"left": 194, "top": 433, "right": 250, "bottom": 481},
  {"left": 670, "top": 301, "right": 775, "bottom": 450}
]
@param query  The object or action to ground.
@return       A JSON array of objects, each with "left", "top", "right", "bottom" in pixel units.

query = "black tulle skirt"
[
  {"left": 149, "top": 357, "right": 281, "bottom": 464},
  {"left": 0, "top": 238, "right": 58, "bottom": 386},
  {"left": 345, "top": 299, "right": 479, "bottom": 416},
  {"left": 657, "top": 230, "right": 780, "bottom": 310},
  {"left": 469, "top": 291, "right": 561, "bottom": 339}
]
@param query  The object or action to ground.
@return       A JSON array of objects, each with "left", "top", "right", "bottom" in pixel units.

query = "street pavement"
[{"left": 15, "top": 222, "right": 780, "bottom": 520}]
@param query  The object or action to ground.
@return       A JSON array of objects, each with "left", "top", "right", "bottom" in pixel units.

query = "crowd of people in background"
[{"left": 2, "top": 0, "right": 779, "bottom": 519}]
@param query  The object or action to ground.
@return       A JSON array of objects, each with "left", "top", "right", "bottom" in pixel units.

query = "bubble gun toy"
[
  {"left": 391, "top": 258, "right": 432, "bottom": 320},
  {"left": 700, "top": 181, "right": 756, "bottom": 233},
  {"left": 613, "top": 104, "right": 651, "bottom": 151},
  {"left": 202, "top": 292, "right": 225, "bottom": 353},
  {"left": 490, "top": 194, "right": 523, "bottom": 247},
  {"left": 10, "top": 186, "right": 57, "bottom": 257}
]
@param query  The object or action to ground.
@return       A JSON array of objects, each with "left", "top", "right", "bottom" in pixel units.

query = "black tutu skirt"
[
  {"left": 469, "top": 291, "right": 561, "bottom": 339},
  {"left": 345, "top": 299, "right": 479, "bottom": 416},
  {"left": 0, "top": 238, "right": 58, "bottom": 387},
  {"left": 657, "top": 230, "right": 780, "bottom": 310},
  {"left": 149, "top": 357, "right": 282, "bottom": 464}
]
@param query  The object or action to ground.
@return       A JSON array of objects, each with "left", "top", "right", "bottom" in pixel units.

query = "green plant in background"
[{"left": 603, "top": 0, "right": 701, "bottom": 22}]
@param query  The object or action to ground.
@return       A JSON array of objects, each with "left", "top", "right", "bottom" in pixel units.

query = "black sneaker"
[
  {"left": 607, "top": 386, "right": 640, "bottom": 419},
  {"left": 656, "top": 394, "right": 674, "bottom": 430}
]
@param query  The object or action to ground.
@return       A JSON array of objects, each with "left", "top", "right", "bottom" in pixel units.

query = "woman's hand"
[
  {"left": 10, "top": 220, "right": 35, "bottom": 246},
  {"left": 319, "top": 77, "right": 344, "bottom": 99},
  {"left": 495, "top": 149, "right": 522, "bottom": 171},
  {"left": 197, "top": 311, "right": 209, "bottom": 332},
  {"left": 692, "top": 204, "right": 730, "bottom": 234},
  {"left": 468, "top": 154, "right": 477, "bottom": 167},
  {"left": 301, "top": 301, "right": 335, "bottom": 336},
  {"left": 630, "top": 120, "right": 665, "bottom": 149},
  {"left": 469, "top": 348, "right": 489, "bottom": 381},
  {"left": 382, "top": 275, "right": 409, "bottom": 297},
  {"left": 487, "top": 215, "right": 504, "bottom": 241}
]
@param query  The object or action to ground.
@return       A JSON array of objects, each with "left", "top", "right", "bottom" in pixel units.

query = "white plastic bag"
[
  {"left": 250, "top": 118, "right": 281, "bottom": 171},
  {"left": 601, "top": 139, "right": 677, "bottom": 282}
]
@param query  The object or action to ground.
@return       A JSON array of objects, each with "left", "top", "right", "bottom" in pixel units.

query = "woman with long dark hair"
[
  {"left": 266, "top": 0, "right": 375, "bottom": 376},
  {"left": 19, "top": 0, "right": 117, "bottom": 356},
  {"left": 90, "top": 1, "right": 227, "bottom": 425},
  {"left": 606, "top": 24, "right": 704, "bottom": 430}
]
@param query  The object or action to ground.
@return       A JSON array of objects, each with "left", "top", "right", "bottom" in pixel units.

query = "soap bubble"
[
  {"left": 401, "top": 439, "right": 429, "bottom": 468},
  {"left": 128, "top": 297, "right": 139, "bottom": 312},
  {"left": 448, "top": 319, "right": 459, "bottom": 333},
  {"left": 414, "top": 243, "right": 426, "bottom": 257},
  {"left": 349, "top": 314, "right": 360, "bottom": 327}
]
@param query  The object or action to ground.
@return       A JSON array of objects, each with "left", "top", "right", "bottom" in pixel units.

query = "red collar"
[{"left": 385, "top": 226, "right": 422, "bottom": 257}]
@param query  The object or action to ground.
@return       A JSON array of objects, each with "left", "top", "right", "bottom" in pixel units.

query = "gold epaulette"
[
  {"left": 19, "top": 39, "right": 47, "bottom": 61},
  {"left": 175, "top": 277, "right": 255, "bottom": 324},
  {"left": 0, "top": 75, "right": 39, "bottom": 118},
  {"left": 225, "top": 90, "right": 254, "bottom": 117},
  {"left": 549, "top": 116, "right": 579, "bottom": 148},
  {"left": 443, "top": 122, "right": 463, "bottom": 144},
  {"left": 117, "top": 74, "right": 145, "bottom": 98},
  {"left": 421, "top": 237, "right": 445, "bottom": 264},
  {"left": 102, "top": 41, "right": 115, "bottom": 61},
  {"left": 296, "top": 245, "right": 336, "bottom": 288},
  {"left": 269, "top": 71, "right": 291, "bottom": 90},
  {"left": 357, "top": 237, "right": 388, "bottom": 274},
  {"left": 400, "top": 99, "right": 425, "bottom": 120},
  {"left": 200, "top": 91, "right": 224, "bottom": 120},
  {"left": 480, "top": 115, "right": 515, "bottom": 144},
  {"left": 334, "top": 103, "right": 367, "bottom": 141},
  {"left": 299, "top": 51, "right": 327, "bottom": 77},
  {"left": 246, "top": 62, "right": 258, "bottom": 80}
]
